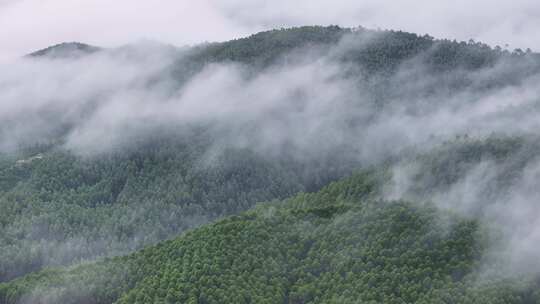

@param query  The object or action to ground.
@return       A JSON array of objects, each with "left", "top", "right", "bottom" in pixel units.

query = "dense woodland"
[
  {"left": 2, "top": 26, "right": 540, "bottom": 303},
  {"left": 0, "top": 134, "right": 353, "bottom": 282},
  {"left": 1, "top": 158, "right": 539, "bottom": 303}
]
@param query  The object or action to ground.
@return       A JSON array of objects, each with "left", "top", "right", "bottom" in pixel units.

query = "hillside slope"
[
  {"left": 0, "top": 135, "right": 352, "bottom": 283},
  {"left": 2, "top": 162, "right": 539, "bottom": 304}
]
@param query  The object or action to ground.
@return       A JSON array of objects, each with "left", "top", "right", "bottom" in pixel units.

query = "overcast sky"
[{"left": 1, "top": 0, "right": 540, "bottom": 62}]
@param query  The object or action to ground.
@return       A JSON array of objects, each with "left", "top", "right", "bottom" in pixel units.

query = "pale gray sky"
[{"left": 1, "top": 0, "right": 540, "bottom": 62}]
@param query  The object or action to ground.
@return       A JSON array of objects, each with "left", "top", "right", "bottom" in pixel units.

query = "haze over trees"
[{"left": 1, "top": 26, "right": 540, "bottom": 303}]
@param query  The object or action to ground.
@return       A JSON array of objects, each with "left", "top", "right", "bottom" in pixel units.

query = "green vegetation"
[
  {"left": 1, "top": 169, "right": 538, "bottom": 304},
  {"left": 0, "top": 134, "right": 358, "bottom": 282}
]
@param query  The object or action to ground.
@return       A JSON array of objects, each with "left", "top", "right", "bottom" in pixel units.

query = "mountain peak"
[{"left": 27, "top": 42, "right": 100, "bottom": 59}]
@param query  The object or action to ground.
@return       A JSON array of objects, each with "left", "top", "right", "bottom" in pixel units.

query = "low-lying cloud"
[{"left": 2, "top": 34, "right": 540, "bottom": 160}]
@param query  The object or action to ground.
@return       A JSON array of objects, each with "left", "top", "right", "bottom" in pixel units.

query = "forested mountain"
[{"left": 2, "top": 26, "right": 540, "bottom": 303}]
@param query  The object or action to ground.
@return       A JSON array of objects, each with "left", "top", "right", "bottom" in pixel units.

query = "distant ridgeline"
[
  {"left": 1, "top": 26, "right": 539, "bottom": 304},
  {"left": 29, "top": 26, "right": 539, "bottom": 74}
]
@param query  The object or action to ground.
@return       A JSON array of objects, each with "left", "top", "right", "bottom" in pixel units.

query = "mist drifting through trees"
[{"left": 1, "top": 26, "right": 540, "bottom": 303}]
